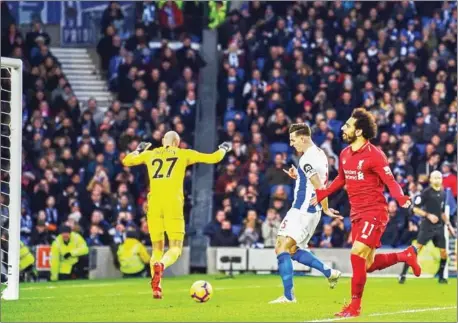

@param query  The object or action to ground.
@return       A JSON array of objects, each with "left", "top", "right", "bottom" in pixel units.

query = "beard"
[{"left": 342, "top": 132, "right": 357, "bottom": 144}]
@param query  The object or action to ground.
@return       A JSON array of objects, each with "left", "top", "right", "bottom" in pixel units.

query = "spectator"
[
  {"left": 265, "top": 153, "right": 292, "bottom": 186},
  {"left": 20, "top": 204, "right": 33, "bottom": 245},
  {"left": 262, "top": 208, "right": 281, "bottom": 247},
  {"left": 442, "top": 162, "right": 457, "bottom": 197},
  {"left": 238, "top": 221, "right": 260, "bottom": 248},
  {"left": 210, "top": 220, "right": 239, "bottom": 247},
  {"left": 381, "top": 201, "right": 406, "bottom": 247},
  {"left": 204, "top": 209, "right": 227, "bottom": 238},
  {"left": 158, "top": 0, "right": 184, "bottom": 40},
  {"left": 100, "top": 1, "right": 125, "bottom": 35},
  {"left": 30, "top": 220, "right": 51, "bottom": 246},
  {"left": 319, "top": 224, "right": 334, "bottom": 248}
]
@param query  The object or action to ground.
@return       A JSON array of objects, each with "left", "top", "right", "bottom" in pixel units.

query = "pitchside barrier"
[{"left": 29, "top": 243, "right": 454, "bottom": 279}]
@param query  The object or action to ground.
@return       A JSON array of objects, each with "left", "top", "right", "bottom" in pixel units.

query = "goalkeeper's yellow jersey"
[{"left": 122, "top": 146, "right": 225, "bottom": 200}]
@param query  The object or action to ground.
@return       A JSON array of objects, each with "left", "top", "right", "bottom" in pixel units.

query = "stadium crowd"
[
  {"left": 0, "top": 1, "right": 457, "bottom": 256},
  {"left": 211, "top": 0, "right": 457, "bottom": 249}
]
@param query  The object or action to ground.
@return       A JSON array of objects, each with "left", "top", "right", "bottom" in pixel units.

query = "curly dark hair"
[
  {"left": 289, "top": 123, "right": 311, "bottom": 136},
  {"left": 351, "top": 108, "right": 378, "bottom": 140}
]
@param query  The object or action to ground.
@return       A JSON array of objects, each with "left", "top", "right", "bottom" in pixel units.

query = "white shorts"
[{"left": 277, "top": 208, "right": 321, "bottom": 249}]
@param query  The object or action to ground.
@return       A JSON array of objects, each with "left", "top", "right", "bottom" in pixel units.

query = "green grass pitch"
[{"left": 2, "top": 274, "right": 456, "bottom": 322}]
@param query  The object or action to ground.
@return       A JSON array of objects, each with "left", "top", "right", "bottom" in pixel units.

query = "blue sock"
[
  {"left": 292, "top": 248, "right": 331, "bottom": 278},
  {"left": 277, "top": 252, "right": 294, "bottom": 300}
]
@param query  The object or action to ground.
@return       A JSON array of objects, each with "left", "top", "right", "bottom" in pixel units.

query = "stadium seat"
[
  {"left": 256, "top": 58, "right": 265, "bottom": 71},
  {"left": 232, "top": 224, "right": 242, "bottom": 237},
  {"left": 415, "top": 143, "right": 426, "bottom": 155},
  {"left": 321, "top": 215, "right": 333, "bottom": 225},
  {"left": 343, "top": 217, "right": 352, "bottom": 231},
  {"left": 269, "top": 142, "right": 290, "bottom": 157}
]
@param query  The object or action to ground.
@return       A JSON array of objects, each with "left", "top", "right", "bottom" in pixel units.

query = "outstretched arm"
[
  {"left": 186, "top": 142, "right": 232, "bottom": 166},
  {"left": 122, "top": 151, "right": 146, "bottom": 167},
  {"left": 309, "top": 173, "right": 343, "bottom": 219},
  {"left": 122, "top": 142, "right": 151, "bottom": 167},
  {"left": 314, "top": 159, "right": 345, "bottom": 203}
]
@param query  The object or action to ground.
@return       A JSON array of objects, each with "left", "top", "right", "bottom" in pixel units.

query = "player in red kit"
[{"left": 312, "top": 108, "right": 422, "bottom": 318}]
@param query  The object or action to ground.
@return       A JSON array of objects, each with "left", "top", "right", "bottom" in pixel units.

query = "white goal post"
[{"left": 0, "top": 57, "right": 23, "bottom": 300}]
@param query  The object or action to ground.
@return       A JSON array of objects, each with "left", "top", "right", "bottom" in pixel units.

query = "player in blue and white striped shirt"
[{"left": 269, "top": 123, "right": 343, "bottom": 304}]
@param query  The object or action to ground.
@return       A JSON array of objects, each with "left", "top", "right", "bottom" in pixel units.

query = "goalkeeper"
[{"left": 122, "top": 131, "right": 231, "bottom": 299}]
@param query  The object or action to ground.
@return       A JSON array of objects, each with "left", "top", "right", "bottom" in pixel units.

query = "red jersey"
[{"left": 316, "top": 141, "right": 408, "bottom": 224}]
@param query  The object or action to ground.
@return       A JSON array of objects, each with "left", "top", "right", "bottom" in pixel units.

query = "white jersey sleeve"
[
  {"left": 300, "top": 146, "right": 328, "bottom": 185},
  {"left": 293, "top": 146, "right": 329, "bottom": 212}
]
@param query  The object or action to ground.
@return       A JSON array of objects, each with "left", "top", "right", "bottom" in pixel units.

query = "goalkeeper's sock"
[
  {"left": 277, "top": 252, "right": 294, "bottom": 301},
  {"left": 292, "top": 248, "right": 331, "bottom": 278},
  {"left": 161, "top": 247, "right": 182, "bottom": 269},
  {"left": 350, "top": 254, "right": 367, "bottom": 308},
  {"left": 152, "top": 249, "right": 163, "bottom": 263},
  {"left": 438, "top": 257, "right": 447, "bottom": 279},
  {"left": 366, "top": 253, "right": 399, "bottom": 272},
  {"left": 150, "top": 249, "right": 164, "bottom": 275}
]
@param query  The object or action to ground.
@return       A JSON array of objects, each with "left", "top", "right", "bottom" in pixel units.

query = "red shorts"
[{"left": 351, "top": 217, "right": 387, "bottom": 249}]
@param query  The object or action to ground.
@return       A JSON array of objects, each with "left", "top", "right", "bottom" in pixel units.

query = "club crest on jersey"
[{"left": 357, "top": 160, "right": 365, "bottom": 170}]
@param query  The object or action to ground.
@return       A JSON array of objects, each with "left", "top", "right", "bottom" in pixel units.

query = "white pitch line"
[
  {"left": 309, "top": 306, "right": 457, "bottom": 322},
  {"left": 20, "top": 285, "right": 264, "bottom": 300},
  {"left": 22, "top": 282, "right": 132, "bottom": 291}
]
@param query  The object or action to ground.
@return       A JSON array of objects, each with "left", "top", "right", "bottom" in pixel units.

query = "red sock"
[
  {"left": 350, "top": 254, "right": 367, "bottom": 308},
  {"left": 367, "top": 253, "right": 399, "bottom": 273}
]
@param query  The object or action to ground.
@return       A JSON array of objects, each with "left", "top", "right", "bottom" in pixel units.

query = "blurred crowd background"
[{"left": 1, "top": 1, "right": 456, "bottom": 256}]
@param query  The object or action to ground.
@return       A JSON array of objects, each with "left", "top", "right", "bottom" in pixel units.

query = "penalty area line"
[{"left": 308, "top": 306, "right": 457, "bottom": 322}]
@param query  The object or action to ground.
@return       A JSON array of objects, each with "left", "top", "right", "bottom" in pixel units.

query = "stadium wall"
[{"left": 31, "top": 243, "right": 450, "bottom": 279}]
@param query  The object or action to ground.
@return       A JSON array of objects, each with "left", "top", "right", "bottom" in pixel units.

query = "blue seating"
[
  {"left": 269, "top": 142, "right": 290, "bottom": 157},
  {"left": 321, "top": 215, "right": 333, "bottom": 225},
  {"left": 415, "top": 143, "right": 426, "bottom": 155},
  {"left": 343, "top": 217, "right": 352, "bottom": 231}
]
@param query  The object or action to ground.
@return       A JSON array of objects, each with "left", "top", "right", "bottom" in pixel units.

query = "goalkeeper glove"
[
  {"left": 218, "top": 141, "right": 232, "bottom": 153},
  {"left": 136, "top": 142, "right": 152, "bottom": 153},
  {"left": 63, "top": 252, "right": 72, "bottom": 259}
]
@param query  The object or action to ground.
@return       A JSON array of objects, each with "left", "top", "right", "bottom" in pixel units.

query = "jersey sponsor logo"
[
  {"left": 357, "top": 160, "right": 365, "bottom": 170},
  {"left": 344, "top": 169, "right": 365, "bottom": 181}
]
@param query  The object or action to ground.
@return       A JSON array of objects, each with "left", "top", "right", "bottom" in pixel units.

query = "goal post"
[{"left": 1, "top": 57, "right": 23, "bottom": 300}]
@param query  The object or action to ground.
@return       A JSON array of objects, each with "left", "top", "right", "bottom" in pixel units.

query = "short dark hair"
[
  {"left": 351, "top": 108, "right": 377, "bottom": 140},
  {"left": 289, "top": 123, "right": 311, "bottom": 136}
]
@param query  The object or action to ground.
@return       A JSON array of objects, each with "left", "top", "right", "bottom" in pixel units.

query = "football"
[{"left": 189, "top": 280, "right": 213, "bottom": 303}]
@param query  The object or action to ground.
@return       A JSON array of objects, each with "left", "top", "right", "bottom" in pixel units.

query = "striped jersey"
[{"left": 292, "top": 145, "right": 328, "bottom": 213}]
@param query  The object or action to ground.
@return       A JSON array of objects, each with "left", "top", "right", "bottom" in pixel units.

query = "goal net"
[{"left": 0, "top": 57, "right": 23, "bottom": 300}]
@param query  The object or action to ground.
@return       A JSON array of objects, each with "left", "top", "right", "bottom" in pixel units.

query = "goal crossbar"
[{"left": 1, "top": 57, "right": 23, "bottom": 300}]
